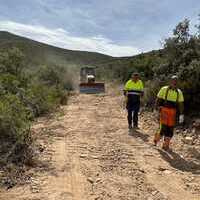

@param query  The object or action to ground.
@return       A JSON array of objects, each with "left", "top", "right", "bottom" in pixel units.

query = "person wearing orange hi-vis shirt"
[{"left": 154, "top": 75, "right": 184, "bottom": 150}]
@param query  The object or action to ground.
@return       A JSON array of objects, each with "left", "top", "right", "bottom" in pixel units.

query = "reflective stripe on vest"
[{"left": 127, "top": 90, "right": 142, "bottom": 95}]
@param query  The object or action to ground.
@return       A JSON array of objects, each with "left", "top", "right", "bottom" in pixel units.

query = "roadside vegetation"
[{"left": 0, "top": 47, "right": 72, "bottom": 174}]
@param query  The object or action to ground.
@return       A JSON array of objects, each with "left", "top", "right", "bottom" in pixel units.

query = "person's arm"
[
  {"left": 178, "top": 102, "right": 184, "bottom": 114},
  {"left": 178, "top": 90, "right": 184, "bottom": 123},
  {"left": 154, "top": 97, "right": 161, "bottom": 121},
  {"left": 155, "top": 87, "right": 165, "bottom": 110},
  {"left": 123, "top": 89, "right": 128, "bottom": 96},
  {"left": 178, "top": 90, "right": 184, "bottom": 114},
  {"left": 123, "top": 80, "right": 130, "bottom": 96},
  {"left": 178, "top": 102, "right": 184, "bottom": 123},
  {"left": 155, "top": 97, "right": 161, "bottom": 109},
  {"left": 140, "top": 80, "right": 144, "bottom": 97},
  {"left": 154, "top": 87, "right": 165, "bottom": 122}
]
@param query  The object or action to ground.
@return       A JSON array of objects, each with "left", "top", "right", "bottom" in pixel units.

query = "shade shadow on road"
[
  {"left": 129, "top": 129, "right": 150, "bottom": 142},
  {"left": 157, "top": 149, "right": 200, "bottom": 175}
]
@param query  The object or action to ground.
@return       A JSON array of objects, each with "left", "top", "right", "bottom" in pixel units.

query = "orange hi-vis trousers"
[
  {"left": 160, "top": 106, "right": 176, "bottom": 127},
  {"left": 154, "top": 106, "right": 177, "bottom": 146}
]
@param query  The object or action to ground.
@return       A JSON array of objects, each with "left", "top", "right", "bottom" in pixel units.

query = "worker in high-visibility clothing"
[
  {"left": 154, "top": 75, "right": 184, "bottom": 150},
  {"left": 124, "top": 72, "right": 144, "bottom": 130}
]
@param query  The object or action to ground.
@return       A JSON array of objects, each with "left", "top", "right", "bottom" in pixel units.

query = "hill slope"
[
  {"left": 0, "top": 31, "right": 115, "bottom": 68},
  {"left": 0, "top": 31, "right": 166, "bottom": 84}
]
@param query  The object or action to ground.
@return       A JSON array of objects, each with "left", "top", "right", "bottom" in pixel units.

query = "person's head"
[
  {"left": 131, "top": 72, "right": 139, "bottom": 82},
  {"left": 170, "top": 75, "right": 178, "bottom": 89}
]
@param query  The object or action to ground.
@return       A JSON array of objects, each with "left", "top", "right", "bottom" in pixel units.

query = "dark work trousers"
[{"left": 127, "top": 103, "right": 140, "bottom": 127}]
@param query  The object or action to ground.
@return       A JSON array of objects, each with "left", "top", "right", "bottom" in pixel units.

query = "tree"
[
  {"left": 154, "top": 17, "right": 200, "bottom": 112},
  {"left": 173, "top": 19, "right": 190, "bottom": 44}
]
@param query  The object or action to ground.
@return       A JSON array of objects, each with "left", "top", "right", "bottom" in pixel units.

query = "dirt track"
[{"left": 0, "top": 87, "right": 199, "bottom": 200}]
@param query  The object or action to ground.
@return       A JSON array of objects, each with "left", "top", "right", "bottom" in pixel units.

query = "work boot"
[
  {"left": 134, "top": 125, "right": 139, "bottom": 130},
  {"left": 162, "top": 137, "right": 171, "bottom": 151},
  {"left": 132, "top": 121, "right": 138, "bottom": 130},
  {"left": 153, "top": 132, "right": 161, "bottom": 146},
  {"left": 128, "top": 124, "right": 133, "bottom": 135},
  {"left": 162, "top": 145, "right": 170, "bottom": 151}
]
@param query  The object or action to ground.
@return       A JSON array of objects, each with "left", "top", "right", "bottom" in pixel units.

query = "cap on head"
[
  {"left": 171, "top": 75, "right": 178, "bottom": 80},
  {"left": 132, "top": 72, "right": 139, "bottom": 76}
]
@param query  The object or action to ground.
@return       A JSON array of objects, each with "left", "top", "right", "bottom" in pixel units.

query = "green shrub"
[
  {"left": 0, "top": 47, "right": 72, "bottom": 167},
  {"left": 0, "top": 94, "right": 32, "bottom": 163},
  {"left": 0, "top": 94, "right": 30, "bottom": 140},
  {"left": 0, "top": 47, "right": 25, "bottom": 76},
  {"left": 142, "top": 80, "right": 160, "bottom": 108},
  {"left": 0, "top": 74, "right": 20, "bottom": 94},
  {"left": 24, "top": 84, "right": 60, "bottom": 117}
]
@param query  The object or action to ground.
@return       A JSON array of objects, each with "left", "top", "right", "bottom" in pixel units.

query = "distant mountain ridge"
[
  {"left": 0, "top": 31, "right": 163, "bottom": 80},
  {"left": 0, "top": 31, "right": 115, "bottom": 68}
]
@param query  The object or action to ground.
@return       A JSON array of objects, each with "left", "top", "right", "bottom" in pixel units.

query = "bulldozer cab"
[
  {"left": 79, "top": 67, "right": 105, "bottom": 94},
  {"left": 80, "top": 67, "right": 95, "bottom": 83}
]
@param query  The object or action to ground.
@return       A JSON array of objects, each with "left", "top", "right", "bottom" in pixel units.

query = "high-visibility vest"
[
  {"left": 157, "top": 86, "right": 184, "bottom": 108},
  {"left": 124, "top": 79, "right": 144, "bottom": 95},
  {"left": 124, "top": 79, "right": 144, "bottom": 106}
]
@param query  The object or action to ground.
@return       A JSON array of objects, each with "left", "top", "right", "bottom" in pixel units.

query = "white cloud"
[{"left": 0, "top": 20, "right": 140, "bottom": 57}]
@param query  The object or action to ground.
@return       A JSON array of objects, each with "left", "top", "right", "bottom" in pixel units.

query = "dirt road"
[{"left": 0, "top": 87, "right": 199, "bottom": 200}]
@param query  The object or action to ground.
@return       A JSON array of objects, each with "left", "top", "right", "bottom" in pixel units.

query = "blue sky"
[{"left": 0, "top": 0, "right": 199, "bottom": 57}]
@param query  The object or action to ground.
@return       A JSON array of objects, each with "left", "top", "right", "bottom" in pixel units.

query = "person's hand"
[{"left": 179, "top": 114, "right": 184, "bottom": 124}]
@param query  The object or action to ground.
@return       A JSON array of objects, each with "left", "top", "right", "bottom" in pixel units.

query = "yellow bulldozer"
[{"left": 79, "top": 67, "right": 105, "bottom": 94}]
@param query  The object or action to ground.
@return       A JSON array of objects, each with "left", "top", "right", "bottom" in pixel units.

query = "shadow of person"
[
  {"left": 129, "top": 129, "right": 150, "bottom": 142},
  {"left": 157, "top": 149, "right": 200, "bottom": 175},
  {"left": 188, "top": 147, "right": 200, "bottom": 161}
]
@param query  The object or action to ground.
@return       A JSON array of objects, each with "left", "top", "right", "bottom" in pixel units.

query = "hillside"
[
  {"left": 96, "top": 49, "right": 166, "bottom": 81},
  {"left": 0, "top": 31, "right": 115, "bottom": 69},
  {"left": 0, "top": 31, "right": 165, "bottom": 77}
]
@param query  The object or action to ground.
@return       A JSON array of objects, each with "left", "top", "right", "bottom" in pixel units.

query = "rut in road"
[{"left": 0, "top": 88, "right": 199, "bottom": 200}]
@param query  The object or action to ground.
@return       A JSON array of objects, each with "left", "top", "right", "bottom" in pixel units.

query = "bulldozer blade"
[{"left": 79, "top": 83, "right": 105, "bottom": 94}]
